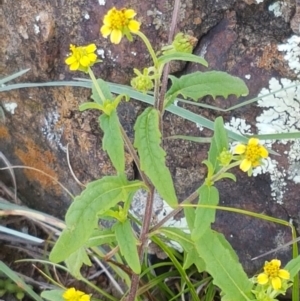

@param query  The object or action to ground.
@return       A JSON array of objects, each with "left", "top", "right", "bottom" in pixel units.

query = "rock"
[{"left": 1, "top": 0, "right": 299, "bottom": 275}]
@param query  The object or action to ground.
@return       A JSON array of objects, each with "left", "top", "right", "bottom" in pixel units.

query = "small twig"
[
  {"left": 0, "top": 180, "right": 23, "bottom": 206},
  {"left": 66, "top": 143, "right": 85, "bottom": 187},
  {"left": 120, "top": 126, "right": 152, "bottom": 189},
  {"left": 157, "top": 0, "right": 181, "bottom": 114},
  {"left": 0, "top": 152, "right": 19, "bottom": 204},
  {"left": 127, "top": 2, "right": 181, "bottom": 300},
  {"left": 127, "top": 186, "right": 155, "bottom": 301},
  {"left": 91, "top": 255, "right": 125, "bottom": 295}
]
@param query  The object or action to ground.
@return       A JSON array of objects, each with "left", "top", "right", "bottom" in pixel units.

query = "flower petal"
[
  {"left": 248, "top": 137, "right": 259, "bottom": 146},
  {"left": 87, "top": 53, "right": 97, "bottom": 63},
  {"left": 80, "top": 295, "right": 91, "bottom": 301},
  {"left": 124, "top": 9, "right": 136, "bottom": 18},
  {"left": 111, "top": 29, "right": 122, "bottom": 44},
  {"left": 65, "top": 56, "right": 76, "bottom": 65},
  {"left": 278, "top": 269, "right": 290, "bottom": 280},
  {"left": 271, "top": 276, "right": 282, "bottom": 290},
  {"left": 234, "top": 144, "right": 246, "bottom": 154},
  {"left": 271, "top": 259, "right": 281, "bottom": 267},
  {"left": 128, "top": 20, "right": 140, "bottom": 33},
  {"left": 63, "top": 287, "right": 76, "bottom": 299},
  {"left": 70, "top": 61, "right": 79, "bottom": 70},
  {"left": 240, "top": 159, "right": 251, "bottom": 172},
  {"left": 86, "top": 43, "right": 97, "bottom": 53},
  {"left": 257, "top": 273, "right": 268, "bottom": 285},
  {"left": 101, "top": 25, "right": 111, "bottom": 37},
  {"left": 259, "top": 146, "right": 268, "bottom": 158},
  {"left": 80, "top": 56, "right": 90, "bottom": 67}
]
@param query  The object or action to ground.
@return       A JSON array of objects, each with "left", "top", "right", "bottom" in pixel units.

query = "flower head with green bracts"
[
  {"left": 233, "top": 138, "right": 268, "bottom": 172},
  {"left": 63, "top": 287, "right": 90, "bottom": 301},
  {"left": 131, "top": 68, "right": 154, "bottom": 93},
  {"left": 65, "top": 44, "right": 98, "bottom": 73},
  {"left": 256, "top": 259, "right": 290, "bottom": 290},
  {"left": 100, "top": 7, "right": 140, "bottom": 44},
  {"left": 162, "top": 32, "right": 198, "bottom": 54}
]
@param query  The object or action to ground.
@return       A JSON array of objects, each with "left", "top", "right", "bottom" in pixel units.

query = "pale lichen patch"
[
  {"left": 278, "top": 35, "right": 300, "bottom": 77},
  {"left": 254, "top": 77, "right": 300, "bottom": 203},
  {"left": 268, "top": 1, "right": 284, "bottom": 17},
  {"left": 3, "top": 102, "right": 17, "bottom": 114}
]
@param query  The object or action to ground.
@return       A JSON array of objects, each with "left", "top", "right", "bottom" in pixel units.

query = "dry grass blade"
[{"left": 0, "top": 151, "right": 18, "bottom": 204}]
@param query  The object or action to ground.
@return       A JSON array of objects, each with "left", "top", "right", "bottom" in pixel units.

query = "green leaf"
[
  {"left": 159, "top": 227, "right": 194, "bottom": 252},
  {"left": 41, "top": 290, "right": 64, "bottom": 301},
  {"left": 65, "top": 247, "right": 91, "bottom": 279},
  {"left": 99, "top": 110, "right": 125, "bottom": 173},
  {"left": 251, "top": 132, "right": 300, "bottom": 141},
  {"left": 85, "top": 229, "right": 116, "bottom": 247},
  {"left": 183, "top": 248, "right": 206, "bottom": 272},
  {"left": 195, "top": 230, "right": 253, "bottom": 301},
  {"left": 134, "top": 107, "right": 178, "bottom": 207},
  {"left": 115, "top": 220, "right": 141, "bottom": 274},
  {"left": 285, "top": 255, "right": 300, "bottom": 278},
  {"left": 166, "top": 135, "right": 211, "bottom": 143},
  {"left": 184, "top": 206, "right": 195, "bottom": 231},
  {"left": 50, "top": 175, "right": 145, "bottom": 263},
  {"left": 165, "top": 71, "right": 249, "bottom": 107},
  {"left": 191, "top": 185, "right": 219, "bottom": 241},
  {"left": 0, "top": 69, "right": 30, "bottom": 86},
  {"left": 91, "top": 78, "right": 113, "bottom": 105},
  {"left": 79, "top": 102, "right": 104, "bottom": 112},
  {"left": 216, "top": 172, "right": 236, "bottom": 182},
  {"left": 208, "top": 116, "right": 229, "bottom": 173},
  {"left": 157, "top": 52, "right": 208, "bottom": 67},
  {"left": 0, "top": 261, "right": 43, "bottom": 301}
]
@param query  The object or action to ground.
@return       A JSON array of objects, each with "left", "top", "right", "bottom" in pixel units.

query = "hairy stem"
[{"left": 127, "top": 1, "right": 181, "bottom": 300}]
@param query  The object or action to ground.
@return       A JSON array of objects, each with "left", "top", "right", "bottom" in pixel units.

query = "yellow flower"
[
  {"left": 63, "top": 287, "right": 90, "bottom": 301},
  {"left": 65, "top": 44, "right": 97, "bottom": 73},
  {"left": 256, "top": 259, "right": 290, "bottom": 290},
  {"left": 100, "top": 7, "right": 140, "bottom": 44},
  {"left": 233, "top": 138, "right": 268, "bottom": 172}
]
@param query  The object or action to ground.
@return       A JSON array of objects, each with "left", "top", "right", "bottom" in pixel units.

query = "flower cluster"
[
  {"left": 233, "top": 138, "right": 268, "bottom": 173},
  {"left": 101, "top": 7, "right": 140, "bottom": 44},
  {"left": 251, "top": 259, "right": 291, "bottom": 301},
  {"left": 162, "top": 32, "right": 198, "bottom": 54},
  {"left": 257, "top": 259, "right": 290, "bottom": 290},
  {"left": 63, "top": 287, "right": 90, "bottom": 301},
  {"left": 131, "top": 68, "right": 154, "bottom": 93},
  {"left": 65, "top": 44, "right": 98, "bottom": 73}
]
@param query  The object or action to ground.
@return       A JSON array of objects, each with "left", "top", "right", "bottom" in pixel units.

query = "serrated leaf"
[
  {"left": 65, "top": 247, "right": 91, "bottom": 279},
  {"left": 208, "top": 116, "right": 229, "bottom": 173},
  {"left": 50, "top": 175, "right": 144, "bottom": 263},
  {"left": 99, "top": 110, "right": 125, "bottom": 173},
  {"left": 157, "top": 52, "right": 208, "bottom": 67},
  {"left": 115, "top": 220, "right": 141, "bottom": 274},
  {"left": 91, "top": 78, "right": 113, "bottom": 105},
  {"left": 195, "top": 230, "right": 253, "bottom": 301},
  {"left": 183, "top": 248, "right": 206, "bottom": 272},
  {"left": 165, "top": 71, "right": 249, "bottom": 107},
  {"left": 134, "top": 107, "right": 178, "bottom": 207},
  {"left": 191, "top": 185, "right": 219, "bottom": 241}
]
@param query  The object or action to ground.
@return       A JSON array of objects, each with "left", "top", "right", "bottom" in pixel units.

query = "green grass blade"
[
  {"left": 0, "top": 80, "right": 248, "bottom": 142},
  {"left": 0, "top": 69, "right": 30, "bottom": 85},
  {"left": 0, "top": 261, "right": 43, "bottom": 301}
]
